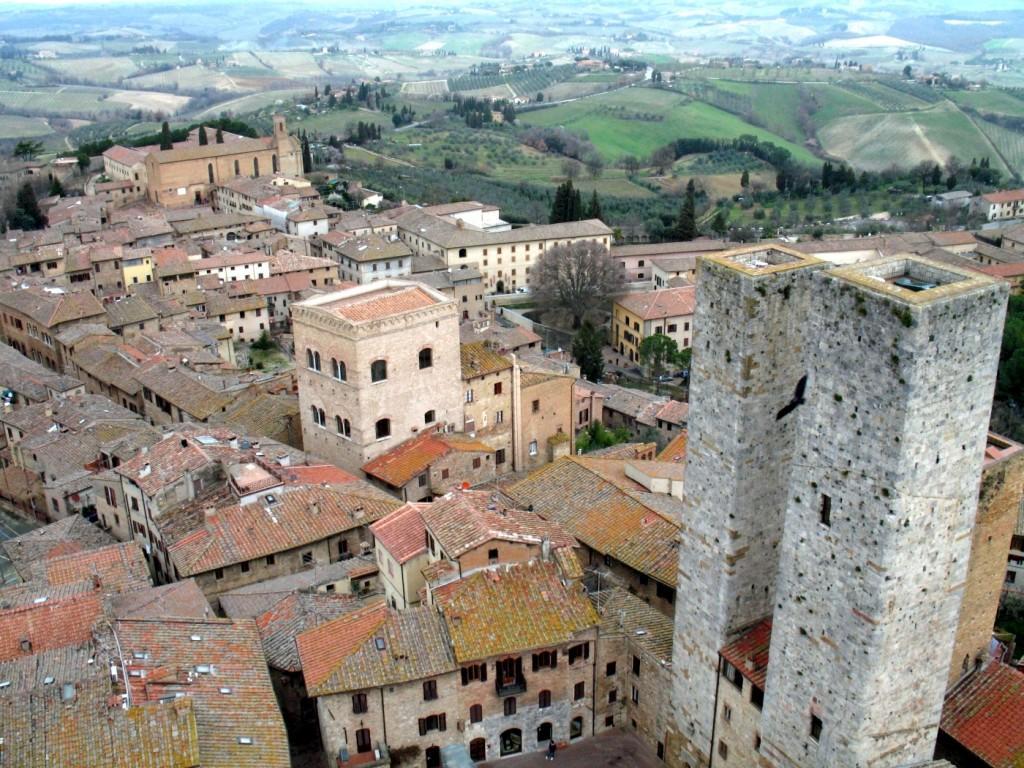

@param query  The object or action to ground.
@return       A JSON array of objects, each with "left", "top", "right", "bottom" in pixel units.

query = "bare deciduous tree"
[{"left": 533, "top": 241, "right": 622, "bottom": 329}]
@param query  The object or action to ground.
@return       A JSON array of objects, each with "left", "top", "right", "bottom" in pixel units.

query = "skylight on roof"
[
  {"left": 238, "top": 736, "right": 254, "bottom": 745},
  {"left": 374, "top": 637, "right": 386, "bottom": 651}
]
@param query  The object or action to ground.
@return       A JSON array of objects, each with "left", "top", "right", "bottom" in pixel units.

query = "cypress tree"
[
  {"left": 198, "top": 126, "right": 208, "bottom": 146},
  {"left": 674, "top": 179, "right": 697, "bottom": 241},
  {"left": 301, "top": 136, "right": 313, "bottom": 174},
  {"left": 586, "top": 189, "right": 603, "bottom": 221},
  {"left": 740, "top": 169, "right": 750, "bottom": 188},
  {"left": 215, "top": 126, "right": 224, "bottom": 144},
  {"left": 159, "top": 121, "right": 173, "bottom": 150}
]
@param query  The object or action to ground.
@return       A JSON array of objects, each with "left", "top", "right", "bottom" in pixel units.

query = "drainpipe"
[
  {"left": 708, "top": 654, "right": 723, "bottom": 768},
  {"left": 591, "top": 630, "right": 598, "bottom": 738},
  {"left": 380, "top": 686, "right": 388, "bottom": 747}
]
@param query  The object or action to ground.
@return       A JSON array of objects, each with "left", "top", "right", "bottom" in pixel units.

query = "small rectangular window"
[
  {"left": 723, "top": 704, "right": 732, "bottom": 723},
  {"left": 606, "top": 661, "right": 616, "bottom": 676},
  {"left": 810, "top": 715, "right": 823, "bottom": 741},
  {"left": 718, "top": 740, "right": 728, "bottom": 760},
  {"left": 574, "top": 681, "right": 585, "bottom": 700},
  {"left": 423, "top": 680, "right": 438, "bottom": 701},
  {"left": 820, "top": 495, "right": 832, "bottom": 526}
]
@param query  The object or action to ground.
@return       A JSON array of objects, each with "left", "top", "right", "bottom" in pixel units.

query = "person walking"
[{"left": 547, "top": 740, "right": 557, "bottom": 761}]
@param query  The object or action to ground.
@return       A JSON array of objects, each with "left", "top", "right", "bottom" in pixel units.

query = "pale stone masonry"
[
  {"left": 293, "top": 280, "right": 464, "bottom": 474},
  {"left": 672, "top": 247, "right": 1009, "bottom": 768},
  {"left": 672, "top": 245, "right": 825, "bottom": 768},
  {"left": 760, "top": 258, "right": 1007, "bottom": 768}
]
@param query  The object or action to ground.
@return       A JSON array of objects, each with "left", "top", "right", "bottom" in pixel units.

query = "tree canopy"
[
  {"left": 550, "top": 179, "right": 583, "bottom": 224},
  {"left": 639, "top": 333, "right": 685, "bottom": 392},
  {"left": 533, "top": 241, "right": 621, "bottom": 329},
  {"left": 572, "top": 319, "right": 605, "bottom": 382}
]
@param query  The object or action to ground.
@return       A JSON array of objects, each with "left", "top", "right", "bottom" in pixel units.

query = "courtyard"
[{"left": 480, "top": 729, "right": 663, "bottom": 768}]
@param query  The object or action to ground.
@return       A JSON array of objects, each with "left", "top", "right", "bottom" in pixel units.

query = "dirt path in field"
[{"left": 910, "top": 117, "right": 944, "bottom": 165}]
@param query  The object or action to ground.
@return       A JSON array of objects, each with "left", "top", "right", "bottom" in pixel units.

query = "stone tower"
[
  {"left": 759, "top": 257, "right": 1007, "bottom": 767},
  {"left": 671, "top": 245, "right": 825, "bottom": 767}
]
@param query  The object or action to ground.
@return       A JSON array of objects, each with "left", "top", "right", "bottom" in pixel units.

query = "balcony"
[{"left": 495, "top": 675, "right": 527, "bottom": 696}]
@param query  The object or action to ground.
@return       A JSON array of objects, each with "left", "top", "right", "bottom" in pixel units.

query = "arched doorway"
[
  {"left": 425, "top": 746, "right": 441, "bottom": 767},
  {"left": 500, "top": 728, "right": 522, "bottom": 756},
  {"left": 537, "top": 722, "right": 553, "bottom": 745},
  {"left": 570, "top": 716, "right": 583, "bottom": 740},
  {"left": 469, "top": 738, "right": 486, "bottom": 762}
]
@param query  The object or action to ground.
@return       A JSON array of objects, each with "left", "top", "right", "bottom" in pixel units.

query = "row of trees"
[{"left": 549, "top": 180, "right": 602, "bottom": 223}]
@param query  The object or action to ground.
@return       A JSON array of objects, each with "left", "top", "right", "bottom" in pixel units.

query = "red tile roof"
[
  {"left": 115, "top": 617, "right": 290, "bottom": 768},
  {"left": 323, "top": 285, "right": 441, "bottom": 323},
  {"left": 296, "top": 601, "right": 388, "bottom": 689},
  {"left": 982, "top": 189, "right": 1024, "bottom": 205},
  {"left": 941, "top": 662, "right": 1024, "bottom": 768},
  {"left": 277, "top": 463, "right": 360, "bottom": 486},
  {"left": 0, "top": 590, "right": 103, "bottom": 662},
  {"left": 43, "top": 542, "right": 151, "bottom": 594},
  {"left": 980, "top": 263, "right": 1024, "bottom": 278},
  {"left": 615, "top": 286, "right": 696, "bottom": 321},
  {"left": 720, "top": 618, "right": 772, "bottom": 689},
  {"left": 361, "top": 430, "right": 491, "bottom": 488},
  {"left": 657, "top": 432, "right": 688, "bottom": 464},
  {"left": 370, "top": 503, "right": 429, "bottom": 564}
]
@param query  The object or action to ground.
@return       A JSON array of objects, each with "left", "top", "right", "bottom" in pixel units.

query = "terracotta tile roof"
[
  {"left": 370, "top": 503, "right": 430, "bottom": 564},
  {"left": 941, "top": 661, "right": 1024, "bottom": 768},
  {"left": 102, "top": 144, "right": 148, "bottom": 166},
  {"left": 0, "top": 590, "right": 103, "bottom": 662},
  {"left": 720, "top": 618, "right": 772, "bottom": 689},
  {"left": 656, "top": 400, "right": 689, "bottom": 425},
  {"left": 982, "top": 189, "right": 1024, "bottom": 205},
  {"left": 323, "top": 284, "right": 441, "bottom": 323},
  {"left": 0, "top": 667, "right": 202, "bottom": 768},
  {"left": 42, "top": 542, "right": 151, "bottom": 594},
  {"left": 297, "top": 602, "right": 453, "bottom": 695},
  {"left": 268, "top": 250, "right": 336, "bottom": 275},
  {"left": 251, "top": 592, "right": 364, "bottom": 672},
  {"left": 980, "top": 263, "right": 1024, "bottom": 278},
  {"left": 615, "top": 286, "right": 696, "bottom": 321},
  {"left": 277, "top": 463, "right": 361, "bottom": 486},
  {"left": 510, "top": 457, "right": 680, "bottom": 587},
  {"left": 133, "top": 362, "right": 234, "bottom": 420},
  {"left": 461, "top": 341, "right": 512, "bottom": 378},
  {"left": 423, "top": 490, "right": 575, "bottom": 560},
  {"left": 167, "top": 486, "right": 401, "bottom": 576},
  {"left": 657, "top": 431, "right": 688, "bottom": 464},
  {"left": 210, "top": 392, "right": 299, "bottom": 445},
  {"left": 361, "top": 430, "right": 491, "bottom": 488},
  {"left": 115, "top": 433, "right": 216, "bottom": 497},
  {"left": 594, "top": 587, "right": 673, "bottom": 662},
  {"left": 1, "top": 517, "right": 114, "bottom": 581},
  {"left": 0, "top": 287, "right": 105, "bottom": 328},
  {"left": 928, "top": 230, "right": 976, "bottom": 246},
  {"left": 110, "top": 580, "right": 212, "bottom": 620},
  {"left": 114, "top": 617, "right": 290, "bottom": 767},
  {"left": 435, "top": 560, "right": 598, "bottom": 662}
]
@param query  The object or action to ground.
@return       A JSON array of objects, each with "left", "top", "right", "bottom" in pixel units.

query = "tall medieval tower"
[
  {"left": 759, "top": 257, "right": 1007, "bottom": 767},
  {"left": 671, "top": 246, "right": 825, "bottom": 767}
]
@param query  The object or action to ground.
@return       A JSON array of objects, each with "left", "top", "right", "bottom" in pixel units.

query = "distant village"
[{"left": 0, "top": 114, "right": 1021, "bottom": 768}]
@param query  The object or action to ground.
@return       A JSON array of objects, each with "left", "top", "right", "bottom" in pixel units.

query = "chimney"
[
  {"left": 204, "top": 506, "right": 217, "bottom": 520},
  {"left": 541, "top": 536, "right": 551, "bottom": 561},
  {"left": 309, "top": 499, "right": 320, "bottom": 516},
  {"left": 139, "top": 463, "right": 151, "bottom": 478}
]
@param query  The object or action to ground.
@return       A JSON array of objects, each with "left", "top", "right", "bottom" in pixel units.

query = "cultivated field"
[
  {"left": 519, "top": 87, "right": 820, "bottom": 165},
  {"left": 401, "top": 80, "right": 450, "bottom": 97},
  {"left": 946, "top": 88, "right": 1024, "bottom": 117},
  {"left": 191, "top": 89, "right": 308, "bottom": 119},
  {"left": 0, "top": 85, "right": 190, "bottom": 117},
  {"left": 0, "top": 115, "right": 53, "bottom": 139},
  {"left": 974, "top": 117, "right": 1024, "bottom": 176},
  {"left": 40, "top": 56, "right": 142, "bottom": 84},
  {"left": 818, "top": 103, "right": 1008, "bottom": 172},
  {"left": 125, "top": 65, "right": 239, "bottom": 93}
]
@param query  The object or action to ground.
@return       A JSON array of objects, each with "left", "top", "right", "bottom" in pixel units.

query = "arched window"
[
  {"left": 306, "top": 348, "right": 321, "bottom": 371},
  {"left": 469, "top": 704, "right": 482, "bottom": 723},
  {"left": 458, "top": 248, "right": 467, "bottom": 259},
  {"left": 332, "top": 358, "right": 346, "bottom": 381},
  {"left": 538, "top": 690, "right": 551, "bottom": 709},
  {"left": 335, "top": 415, "right": 351, "bottom": 437},
  {"left": 418, "top": 347, "right": 433, "bottom": 369},
  {"left": 500, "top": 729, "right": 522, "bottom": 756},
  {"left": 370, "top": 359, "right": 387, "bottom": 382},
  {"left": 375, "top": 418, "right": 390, "bottom": 439},
  {"left": 234, "top": 159, "right": 240, "bottom": 176},
  {"left": 207, "top": 163, "right": 214, "bottom": 184},
  {"left": 469, "top": 738, "right": 486, "bottom": 762},
  {"left": 537, "top": 722, "right": 552, "bottom": 744},
  {"left": 310, "top": 406, "right": 325, "bottom": 428},
  {"left": 424, "top": 410, "right": 435, "bottom": 424},
  {"left": 272, "top": 154, "right": 279, "bottom": 173},
  {"left": 503, "top": 697, "right": 516, "bottom": 716},
  {"left": 253, "top": 157, "right": 259, "bottom": 177}
]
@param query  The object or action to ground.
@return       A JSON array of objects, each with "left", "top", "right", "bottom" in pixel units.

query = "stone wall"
[
  {"left": 671, "top": 249, "right": 824, "bottom": 767},
  {"left": 760, "top": 261, "right": 1008, "bottom": 768}
]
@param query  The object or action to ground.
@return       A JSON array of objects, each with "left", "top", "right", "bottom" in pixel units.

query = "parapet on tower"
[
  {"left": 760, "top": 256, "right": 1008, "bottom": 768},
  {"left": 671, "top": 245, "right": 825, "bottom": 767}
]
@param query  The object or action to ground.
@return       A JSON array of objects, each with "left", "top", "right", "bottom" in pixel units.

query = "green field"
[
  {"left": 819, "top": 102, "right": 1010, "bottom": 173},
  {"left": 946, "top": 88, "right": 1024, "bottom": 117},
  {"left": 0, "top": 115, "right": 53, "bottom": 139},
  {"left": 974, "top": 117, "right": 1024, "bottom": 176},
  {"left": 519, "top": 87, "right": 820, "bottom": 166}
]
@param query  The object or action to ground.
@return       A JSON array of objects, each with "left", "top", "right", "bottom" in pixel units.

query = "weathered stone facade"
[
  {"left": 672, "top": 246, "right": 825, "bottom": 767},
  {"left": 293, "top": 281, "right": 464, "bottom": 475},
  {"left": 672, "top": 249, "right": 1009, "bottom": 768},
  {"left": 760, "top": 258, "right": 1007, "bottom": 768}
]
